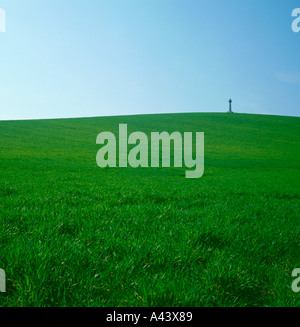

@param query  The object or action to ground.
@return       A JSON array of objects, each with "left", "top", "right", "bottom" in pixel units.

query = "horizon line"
[{"left": 0, "top": 111, "right": 299, "bottom": 122}]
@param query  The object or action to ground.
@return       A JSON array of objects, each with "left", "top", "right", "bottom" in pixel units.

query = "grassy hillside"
[{"left": 0, "top": 112, "right": 299, "bottom": 307}]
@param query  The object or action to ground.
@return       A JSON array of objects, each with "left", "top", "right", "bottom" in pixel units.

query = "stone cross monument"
[{"left": 228, "top": 99, "right": 233, "bottom": 113}]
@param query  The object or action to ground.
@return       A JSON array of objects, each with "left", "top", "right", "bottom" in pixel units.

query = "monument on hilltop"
[{"left": 228, "top": 99, "right": 233, "bottom": 113}]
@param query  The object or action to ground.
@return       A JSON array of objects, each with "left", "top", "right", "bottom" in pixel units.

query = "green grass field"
[{"left": 0, "top": 112, "right": 299, "bottom": 307}]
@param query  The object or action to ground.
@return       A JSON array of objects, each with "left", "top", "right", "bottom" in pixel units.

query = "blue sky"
[{"left": 0, "top": 0, "right": 299, "bottom": 120}]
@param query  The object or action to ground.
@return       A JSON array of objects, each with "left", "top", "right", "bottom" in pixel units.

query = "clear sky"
[{"left": 0, "top": 0, "right": 300, "bottom": 120}]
